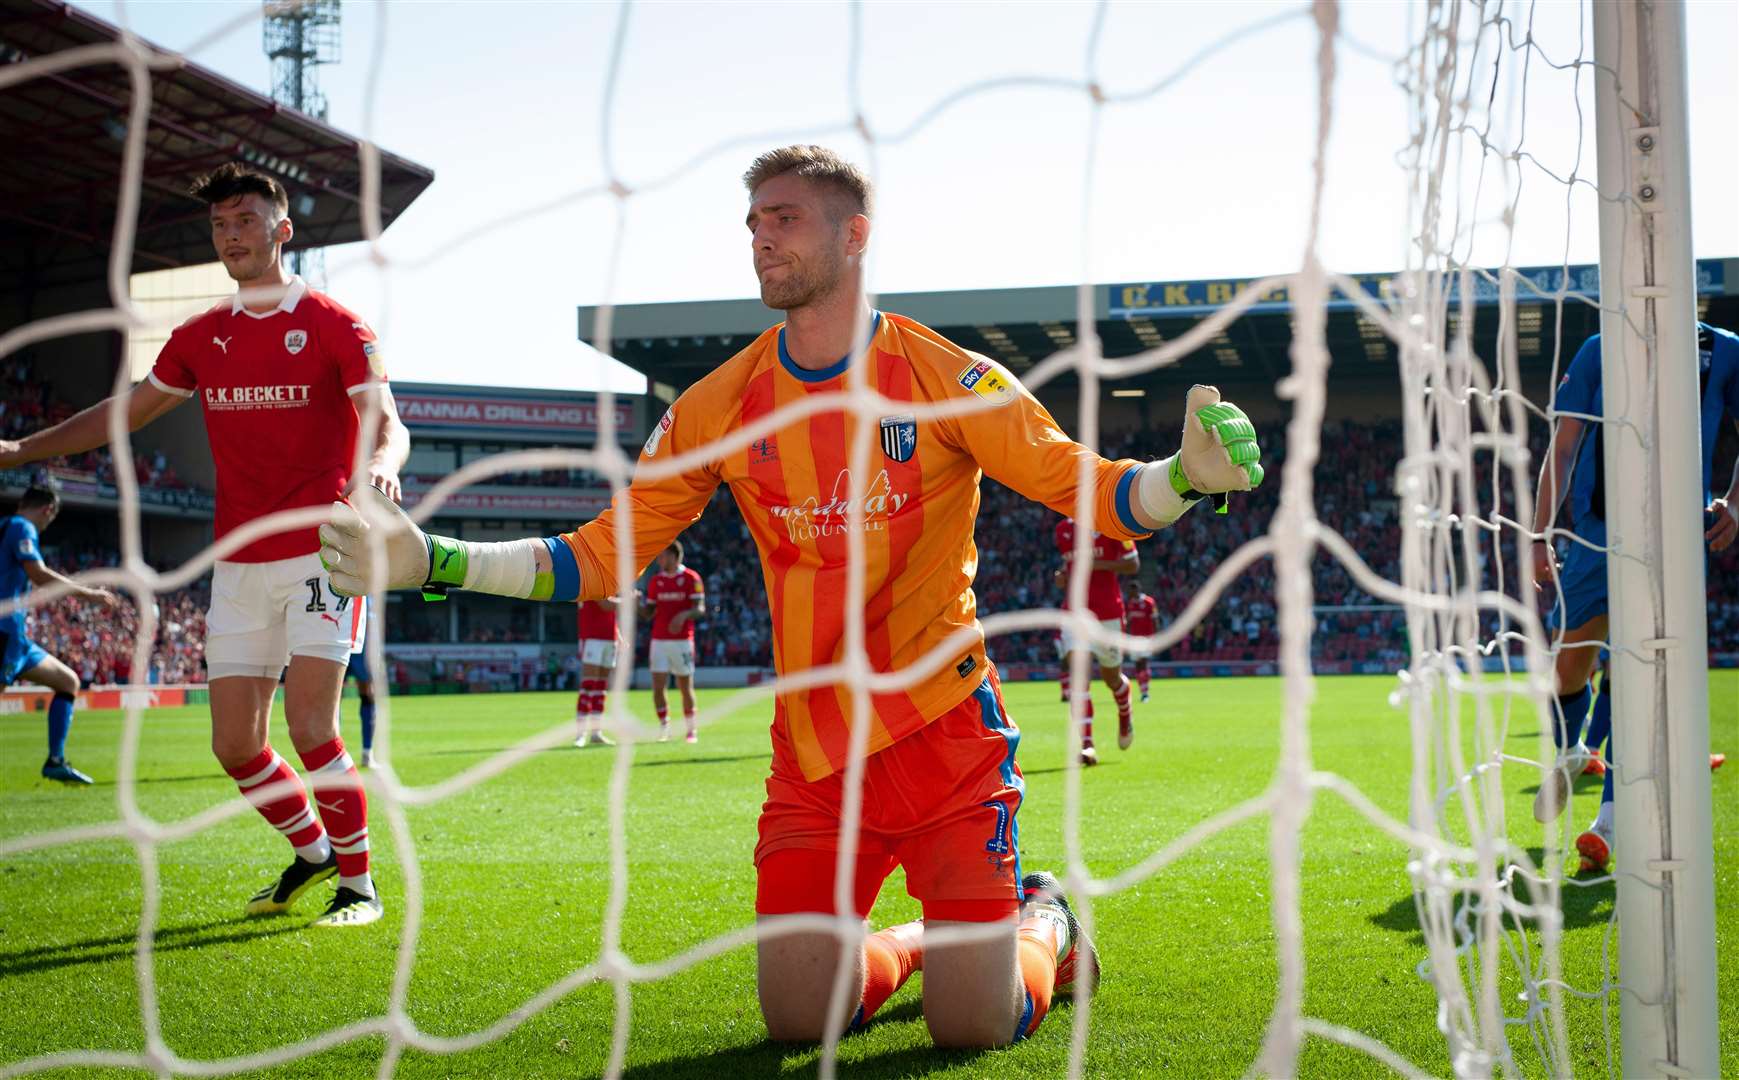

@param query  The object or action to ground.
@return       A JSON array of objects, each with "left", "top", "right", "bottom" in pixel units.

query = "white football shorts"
[
  {"left": 649, "top": 638, "right": 696, "bottom": 677},
  {"left": 1056, "top": 617, "right": 1123, "bottom": 668},
  {"left": 206, "top": 552, "right": 367, "bottom": 680},
  {"left": 579, "top": 638, "right": 618, "bottom": 668}
]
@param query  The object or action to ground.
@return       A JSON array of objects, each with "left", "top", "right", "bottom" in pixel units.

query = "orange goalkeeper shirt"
[{"left": 558, "top": 312, "right": 1151, "bottom": 781}]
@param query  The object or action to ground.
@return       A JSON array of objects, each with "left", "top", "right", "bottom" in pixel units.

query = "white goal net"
[{"left": 0, "top": 1, "right": 1722, "bottom": 1078}]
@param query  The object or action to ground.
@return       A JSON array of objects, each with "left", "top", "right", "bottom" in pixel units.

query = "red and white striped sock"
[
  {"left": 226, "top": 746, "right": 330, "bottom": 864},
  {"left": 298, "top": 737, "right": 372, "bottom": 896},
  {"left": 1136, "top": 667, "right": 1150, "bottom": 696},
  {"left": 1077, "top": 693, "right": 1095, "bottom": 744},
  {"left": 579, "top": 679, "right": 605, "bottom": 732},
  {"left": 656, "top": 706, "right": 669, "bottom": 726},
  {"left": 1113, "top": 677, "right": 1132, "bottom": 721},
  {"left": 1059, "top": 669, "right": 1070, "bottom": 703},
  {"left": 591, "top": 680, "right": 610, "bottom": 731},
  {"left": 575, "top": 686, "right": 589, "bottom": 725}
]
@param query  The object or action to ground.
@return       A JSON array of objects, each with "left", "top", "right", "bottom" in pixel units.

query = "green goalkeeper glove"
[{"left": 1168, "top": 385, "right": 1264, "bottom": 514}]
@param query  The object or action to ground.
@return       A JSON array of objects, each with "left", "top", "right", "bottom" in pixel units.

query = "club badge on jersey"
[
  {"left": 880, "top": 414, "right": 917, "bottom": 463},
  {"left": 284, "top": 329, "right": 308, "bottom": 355}
]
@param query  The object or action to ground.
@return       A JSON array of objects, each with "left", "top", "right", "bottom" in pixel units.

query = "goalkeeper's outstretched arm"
[
  {"left": 320, "top": 482, "right": 713, "bottom": 603},
  {"left": 948, "top": 371, "right": 1264, "bottom": 537},
  {"left": 321, "top": 403, "right": 722, "bottom": 602}
]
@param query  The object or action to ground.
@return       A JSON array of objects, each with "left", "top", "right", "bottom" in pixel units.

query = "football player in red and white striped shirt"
[{"left": 0, "top": 163, "right": 409, "bottom": 928}]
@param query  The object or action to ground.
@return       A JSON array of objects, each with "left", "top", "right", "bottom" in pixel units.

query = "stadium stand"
[
  {"left": 1, "top": 359, "right": 207, "bottom": 507},
  {"left": 11, "top": 409, "right": 1737, "bottom": 691},
  {"left": 17, "top": 411, "right": 1739, "bottom": 689}
]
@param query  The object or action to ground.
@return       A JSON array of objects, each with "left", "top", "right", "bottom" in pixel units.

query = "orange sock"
[
  {"left": 1014, "top": 915, "right": 1061, "bottom": 1040},
  {"left": 854, "top": 920, "right": 923, "bottom": 1029}
]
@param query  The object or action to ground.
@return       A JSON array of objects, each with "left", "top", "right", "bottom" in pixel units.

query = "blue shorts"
[
  {"left": 345, "top": 649, "right": 372, "bottom": 683},
  {"left": 0, "top": 625, "right": 50, "bottom": 688},
  {"left": 1551, "top": 517, "right": 1609, "bottom": 633}
]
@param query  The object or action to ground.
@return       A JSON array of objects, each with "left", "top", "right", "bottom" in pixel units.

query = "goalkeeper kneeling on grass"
[{"left": 318, "top": 145, "right": 1263, "bottom": 1047}]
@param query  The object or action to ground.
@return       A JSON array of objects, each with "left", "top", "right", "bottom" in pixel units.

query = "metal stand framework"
[
  {"left": 262, "top": 0, "right": 341, "bottom": 287},
  {"left": 1592, "top": 2, "right": 1718, "bottom": 1076}
]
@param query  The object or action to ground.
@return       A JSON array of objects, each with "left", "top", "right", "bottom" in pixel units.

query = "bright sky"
[{"left": 78, "top": 1, "right": 1739, "bottom": 394}]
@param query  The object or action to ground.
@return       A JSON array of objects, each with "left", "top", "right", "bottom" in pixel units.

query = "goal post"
[{"left": 1592, "top": 2, "right": 1719, "bottom": 1076}]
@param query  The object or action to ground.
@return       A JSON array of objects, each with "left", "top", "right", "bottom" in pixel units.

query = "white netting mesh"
[{"left": 0, "top": 1, "right": 1706, "bottom": 1076}]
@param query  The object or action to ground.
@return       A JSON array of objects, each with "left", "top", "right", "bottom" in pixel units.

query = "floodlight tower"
[{"left": 262, "top": 0, "right": 340, "bottom": 286}]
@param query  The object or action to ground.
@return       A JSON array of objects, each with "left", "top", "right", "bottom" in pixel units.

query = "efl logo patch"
[
  {"left": 956, "top": 358, "right": 1015, "bottom": 408},
  {"left": 879, "top": 414, "right": 917, "bottom": 463},
  {"left": 284, "top": 329, "right": 308, "bottom": 355},
  {"left": 956, "top": 654, "right": 977, "bottom": 679},
  {"left": 644, "top": 406, "right": 675, "bottom": 458}
]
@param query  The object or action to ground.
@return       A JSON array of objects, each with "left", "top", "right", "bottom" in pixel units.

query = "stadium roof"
[
  {"left": 0, "top": 0, "right": 435, "bottom": 292},
  {"left": 579, "top": 258, "right": 1738, "bottom": 403}
]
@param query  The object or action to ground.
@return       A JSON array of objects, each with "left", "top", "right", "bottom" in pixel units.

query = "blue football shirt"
[
  {"left": 0, "top": 515, "right": 43, "bottom": 638},
  {"left": 1551, "top": 322, "right": 1739, "bottom": 525}
]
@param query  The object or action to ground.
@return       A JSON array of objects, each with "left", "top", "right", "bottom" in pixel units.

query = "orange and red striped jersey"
[{"left": 558, "top": 312, "right": 1151, "bottom": 781}]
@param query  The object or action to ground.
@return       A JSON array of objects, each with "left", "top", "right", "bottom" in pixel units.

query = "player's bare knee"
[
  {"left": 210, "top": 727, "right": 265, "bottom": 770},
  {"left": 283, "top": 655, "right": 344, "bottom": 748},
  {"left": 921, "top": 924, "right": 1020, "bottom": 1048},
  {"left": 756, "top": 926, "right": 861, "bottom": 1043},
  {"left": 38, "top": 659, "right": 79, "bottom": 696},
  {"left": 922, "top": 987, "right": 1017, "bottom": 1049},
  {"left": 925, "top": 1011, "right": 1014, "bottom": 1049},
  {"left": 760, "top": 1000, "right": 830, "bottom": 1043}
]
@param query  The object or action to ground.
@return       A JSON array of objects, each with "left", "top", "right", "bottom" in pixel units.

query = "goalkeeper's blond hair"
[{"left": 742, "top": 145, "right": 874, "bottom": 222}]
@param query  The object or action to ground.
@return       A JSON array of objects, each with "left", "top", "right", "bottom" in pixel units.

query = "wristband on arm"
[
  {"left": 1167, "top": 454, "right": 1231, "bottom": 515},
  {"left": 1135, "top": 455, "right": 1205, "bottom": 529},
  {"left": 417, "top": 534, "right": 581, "bottom": 603}
]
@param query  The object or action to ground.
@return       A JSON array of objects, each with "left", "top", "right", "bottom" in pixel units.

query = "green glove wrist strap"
[
  {"left": 423, "top": 534, "right": 468, "bottom": 601},
  {"left": 1168, "top": 449, "right": 1231, "bottom": 515}
]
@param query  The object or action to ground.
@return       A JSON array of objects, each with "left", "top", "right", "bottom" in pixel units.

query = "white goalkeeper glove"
[
  {"left": 321, "top": 484, "right": 549, "bottom": 601},
  {"left": 1137, "top": 385, "right": 1265, "bottom": 525},
  {"left": 319, "top": 483, "right": 448, "bottom": 599}
]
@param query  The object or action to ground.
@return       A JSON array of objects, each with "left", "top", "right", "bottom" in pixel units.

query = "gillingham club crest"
[
  {"left": 284, "top": 329, "right": 308, "bottom": 355},
  {"left": 880, "top": 414, "right": 917, "bottom": 463}
]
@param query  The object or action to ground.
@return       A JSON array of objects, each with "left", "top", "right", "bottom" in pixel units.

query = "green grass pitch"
[{"left": 2, "top": 672, "right": 1735, "bottom": 1078}]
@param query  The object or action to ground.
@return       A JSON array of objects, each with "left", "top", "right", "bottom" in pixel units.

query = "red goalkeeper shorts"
[{"left": 755, "top": 673, "right": 1024, "bottom": 923}]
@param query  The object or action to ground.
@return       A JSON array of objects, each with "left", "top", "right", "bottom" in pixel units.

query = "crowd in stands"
[
  {"left": 17, "top": 545, "right": 209, "bottom": 686},
  {"left": 1, "top": 360, "right": 202, "bottom": 499},
  {"left": 668, "top": 415, "right": 1737, "bottom": 671},
  {"left": 969, "top": 419, "right": 1408, "bottom": 668},
  {"left": 13, "top": 413, "right": 1737, "bottom": 685}
]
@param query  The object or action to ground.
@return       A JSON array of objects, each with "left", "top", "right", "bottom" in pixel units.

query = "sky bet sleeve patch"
[
  {"left": 955, "top": 358, "right": 1016, "bottom": 407},
  {"left": 644, "top": 406, "right": 675, "bottom": 458}
]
